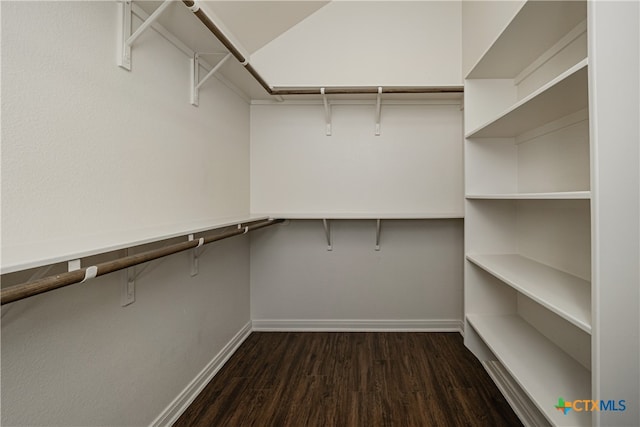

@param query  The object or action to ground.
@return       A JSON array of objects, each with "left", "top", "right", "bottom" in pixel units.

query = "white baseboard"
[
  {"left": 251, "top": 319, "right": 463, "bottom": 333},
  {"left": 482, "top": 360, "right": 550, "bottom": 427},
  {"left": 150, "top": 321, "right": 253, "bottom": 427}
]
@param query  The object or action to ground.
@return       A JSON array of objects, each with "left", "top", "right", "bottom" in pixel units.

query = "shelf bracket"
[
  {"left": 190, "top": 53, "right": 231, "bottom": 106},
  {"left": 375, "top": 87, "right": 382, "bottom": 136},
  {"left": 322, "top": 219, "right": 332, "bottom": 251},
  {"left": 122, "top": 248, "right": 136, "bottom": 307},
  {"left": 68, "top": 259, "right": 81, "bottom": 272},
  {"left": 188, "top": 234, "right": 205, "bottom": 276},
  {"left": 375, "top": 219, "right": 382, "bottom": 251},
  {"left": 118, "top": 0, "right": 173, "bottom": 71},
  {"left": 321, "top": 88, "right": 332, "bottom": 136}
]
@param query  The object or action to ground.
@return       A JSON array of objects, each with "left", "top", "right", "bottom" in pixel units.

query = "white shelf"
[
  {"left": 1, "top": 215, "right": 269, "bottom": 275},
  {"left": 466, "top": 1, "right": 587, "bottom": 79},
  {"left": 467, "top": 254, "right": 591, "bottom": 333},
  {"left": 466, "top": 60, "right": 588, "bottom": 139},
  {"left": 259, "top": 212, "right": 464, "bottom": 220},
  {"left": 467, "top": 314, "right": 591, "bottom": 427},
  {"left": 466, "top": 191, "right": 590, "bottom": 200}
]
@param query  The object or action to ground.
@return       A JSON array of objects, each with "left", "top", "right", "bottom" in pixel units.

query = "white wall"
[
  {"left": 250, "top": 1, "right": 462, "bottom": 87},
  {"left": 1, "top": 2, "right": 251, "bottom": 425},
  {"left": 461, "top": 0, "right": 525, "bottom": 78},
  {"left": 1, "top": 237, "right": 251, "bottom": 427},
  {"left": 250, "top": 219, "right": 463, "bottom": 329},
  {"left": 250, "top": 102, "right": 463, "bottom": 216},
  {"left": 1, "top": 1, "right": 249, "bottom": 249}
]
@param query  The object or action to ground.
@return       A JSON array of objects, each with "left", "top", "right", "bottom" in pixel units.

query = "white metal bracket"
[
  {"left": 122, "top": 249, "right": 135, "bottom": 307},
  {"left": 68, "top": 259, "right": 98, "bottom": 284},
  {"left": 188, "top": 234, "right": 205, "bottom": 276},
  {"left": 118, "top": 0, "right": 172, "bottom": 71},
  {"left": 68, "top": 259, "right": 81, "bottom": 272},
  {"left": 375, "top": 219, "right": 382, "bottom": 251},
  {"left": 322, "top": 219, "right": 332, "bottom": 251},
  {"left": 321, "top": 88, "right": 332, "bottom": 136},
  {"left": 190, "top": 53, "right": 231, "bottom": 106},
  {"left": 375, "top": 87, "right": 382, "bottom": 136}
]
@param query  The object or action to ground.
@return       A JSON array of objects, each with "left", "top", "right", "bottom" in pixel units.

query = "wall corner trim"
[{"left": 150, "top": 321, "right": 253, "bottom": 427}]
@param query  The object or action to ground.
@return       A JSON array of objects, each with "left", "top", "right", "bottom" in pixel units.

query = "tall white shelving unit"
[
  {"left": 465, "top": 1, "right": 591, "bottom": 426},
  {"left": 464, "top": 1, "right": 640, "bottom": 426}
]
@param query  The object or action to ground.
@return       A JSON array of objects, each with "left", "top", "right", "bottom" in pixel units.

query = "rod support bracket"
[
  {"left": 322, "top": 219, "right": 332, "bottom": 251},
  {"left": 321, "top": 88, "right": 332, "bottom": 136},
  {"left": 191, "top": 53, "right": 231, "bottom": 106},
  {"left": 188, "top": 234, "right": 205, "bottom": 276},
  {"left": 118, "top": 0, "right": 172, "bottom": 71},
  {"left": 375, "top": 219, "right": 382, "bottom": 251},
  {"left": 375, "top": 87, "right": 383, "bottom": 136},
  {"left": 122, "top": 249, "right": 136, "bottom": 307}
]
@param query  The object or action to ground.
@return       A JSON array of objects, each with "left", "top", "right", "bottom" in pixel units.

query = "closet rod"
[
  {"left": 0, "top": 219, "right": 284, "bottom": 306},
  {"left": 181, "top": 0, "right": 463, "bottom": 96},
  {"left": 181, "top": 0, "right": 272, "bottom": 95},
  {"left": 272, "top": 87, "right": 463, "bottom": 95}
]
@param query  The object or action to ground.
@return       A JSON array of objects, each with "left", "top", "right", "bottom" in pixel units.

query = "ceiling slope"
[
  {"left": 200, "top": 1, "right": 330, "bottom": 55},
  {"left": 134, "top": 1, "right": 462, "bottom": 100},
  {"left": 250, "top": 1, "right": 463, "bottom": 88}
]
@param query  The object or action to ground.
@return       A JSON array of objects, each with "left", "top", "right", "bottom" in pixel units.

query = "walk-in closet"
[{"left": 1, "top": 1, "right": 638, "bottom": 426}]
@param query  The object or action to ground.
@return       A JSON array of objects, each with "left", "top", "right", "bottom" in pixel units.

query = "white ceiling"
[
  {"left": 201, "top": 1, "right": 330, "bottom": 54},
  {"left": 133, "top": 1, "right": 462, "bottom": 101},
  {"left": 135, "top": 1, "right": 332, "bottom": 98}
]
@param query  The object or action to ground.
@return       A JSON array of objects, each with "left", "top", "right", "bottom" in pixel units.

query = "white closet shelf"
[
  {"left": 467, "top": 254, "right": 591, "bottom": 333},
  {"left": 466, "top": 191, "right": 590, "bottom": 200},
  {"left": 466, "top": 59, "right": 588, "bottom": 139},
  {"left": 466, "top": 1, "right": 587, "bottom": 79},
  {"left": 260, "top": 212, "right": 464, "bottom": 220},
  {"left": 1, "top": 215, "right": 269, "bottom": 275},
  {"left": 466, "top": 314, "right": 592, "bottom": 427}
]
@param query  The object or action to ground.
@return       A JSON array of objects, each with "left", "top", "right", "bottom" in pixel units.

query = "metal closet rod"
[
  {"left": 0, "top": 219, "right": 284, "bottom": 306},
  {"left": 181, "top": 0, "right": 463, "bottom": 96}
]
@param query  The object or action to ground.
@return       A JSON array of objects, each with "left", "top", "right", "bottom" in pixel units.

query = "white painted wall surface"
[
  {"left": 461, "top": 0, "right": 525, "bottom": 78},
  {"left": 250, "top": 103, "right": 463, "bottom": 216},
  {"left": 1, "top": 2, "right": 251, "bottom": 425},
  {"left": 1, "top": 237, "right": 251, "bottom": 427},
  {"left": 250, "top": 219, "right": 463, "bottom": 329},
  {"left": 250, "top": 1, "right": 462, "bottom": 87},
  {"left": 1, "top": 1, "right": 250, "bottom": 250}
]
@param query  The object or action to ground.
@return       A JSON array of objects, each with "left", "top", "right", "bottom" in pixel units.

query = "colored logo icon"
[{"left": 555, "top": 397, "right": 572, "bottom": 415}]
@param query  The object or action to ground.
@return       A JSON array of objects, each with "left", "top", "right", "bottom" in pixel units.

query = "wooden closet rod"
[
  {"left": 0, "top": 219, "right": 284, "bottom": 306},
  {"left": 272, "top": 87, "right": 464, "bottom": 95},
  {"left": 181, "top": 0, "right": 463, "bottom": 96}
]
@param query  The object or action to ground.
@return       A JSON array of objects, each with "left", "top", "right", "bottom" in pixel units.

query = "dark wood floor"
[{"left": 174, "top": 332, "right": 522, "bottom": 427}]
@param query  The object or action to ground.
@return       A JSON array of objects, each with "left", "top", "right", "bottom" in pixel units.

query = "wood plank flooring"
[{"left": 174, "top": 332, "right": 522, "bottom": 427}]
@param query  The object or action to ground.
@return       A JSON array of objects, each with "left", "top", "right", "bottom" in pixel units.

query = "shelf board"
[
  {"left": 258, "top": 212, "right": 464, "bottom": 220},
  {"left": 466, "top": 191, "right": 591, "bottom": 200},
  {"left": 1, "top": 215, "right": 269, "bottom": 275},
  {"left": 466, "top": 60, "right": 588, "bottom": 139},
  {"left": 466, "top": 1, "right": 587, "bottom": 79},
  {"left": 467, "top": 314, "right": 591, "bottom": 427},
  {"left": 467, "top": 254, "right": 591, "bottom": 333}
]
